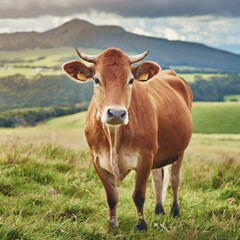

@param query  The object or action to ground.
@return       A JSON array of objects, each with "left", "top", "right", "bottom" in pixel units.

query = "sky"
[{"left": 0, "top": 0, "right": 240, "bottom": 54}]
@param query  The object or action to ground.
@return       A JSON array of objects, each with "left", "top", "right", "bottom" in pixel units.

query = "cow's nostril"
[
  {"left": 107, "top": 109, "right": 114, "bottom": 118},
  {"left": 120, "top": 110, "right": 126, "bottom": 118}
]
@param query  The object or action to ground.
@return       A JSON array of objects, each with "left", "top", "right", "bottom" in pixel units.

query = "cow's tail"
[
  {"left": 151, "top": 165, "right": 169, "bottom": 204},
  {"left": 162, "top": 166, "right": 169, "bottom": 203}
]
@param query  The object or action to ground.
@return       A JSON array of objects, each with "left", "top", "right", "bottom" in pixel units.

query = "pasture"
[
  {"left": 0, "top": 48, "right": 99, "bottom": 78},
  {"left": 0, "top": 48, "right": 228, "bottom": 82},
  {"left": 192, "top": 102, "right": 240, "bottom": 134},
  {"left": 0, "top": 109, "right": 239, "bottom": 239},
  {"left": 224, "top": 95, "right": 240, "bottom": 102}
]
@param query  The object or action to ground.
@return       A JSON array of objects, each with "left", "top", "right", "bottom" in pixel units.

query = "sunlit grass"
[
  {"left": 192, "top": 102, "right": 240, "bottom": 134},
  {"left": 0, "top": 132, "right": 239, "bottom": 239},
  {"left": 0, "top": 47, "right": 101, "bottom": 78},
  {"left": 0, "top": 67, "right": 63, "bottom": 78},
  {"left": 0, "top": 107, "right": 240, "bottom": 239},
  {"left": 224, "top": 94, "right": 240, "bottom": 102},
  {"left": 179, "top": 73, "right": 229, "bottom": 83}
]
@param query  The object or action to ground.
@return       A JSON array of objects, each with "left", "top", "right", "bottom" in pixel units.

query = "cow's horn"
[
  {"left": 75, "top": 48, "right": 97, "bottom": 63},
  {"left": 129, "top": 50, "right": 149, "bottom": 64}
]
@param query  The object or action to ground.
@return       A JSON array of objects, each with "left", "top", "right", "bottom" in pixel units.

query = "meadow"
[
  {"left": 0, "top": 108, "right": 239, "bottom": 240},
  {"left": 192, "top": 102, "right": 240, "bottom": 134},
  {"left": 0, "top": 48, "right": 228, "bottom": 81},
  {"left": 1, "top": 48, "right": 240, "bottom": 239},
  {"left": 0, "top": 48, "right": 99, "bottom": 78}
]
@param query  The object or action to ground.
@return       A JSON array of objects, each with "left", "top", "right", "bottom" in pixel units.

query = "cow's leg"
[
  {"left": 151, "top": 166, "right": 169, "bottom": 215},
  {"left": 170, "top": 154, "right": 183, "bottom": 217},
  {"left": 132, "top": 154, "right": 153, "bottom": 231},
  {"left": 93, "top": 156, "right": 119, "bottom": 227}
]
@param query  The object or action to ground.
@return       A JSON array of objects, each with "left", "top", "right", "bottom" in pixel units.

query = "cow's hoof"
[
  {"left": 108, "top": 216, "right": 119, "bottom": 228},
  {"left": 170, "top": 203, "right": 180, "bottom": 218},
  {"left": 135, "top": 218, "right": 148, "bottom": 231},
  {"left": 155, "top": 203, "right": 165, "bottom": 215}
]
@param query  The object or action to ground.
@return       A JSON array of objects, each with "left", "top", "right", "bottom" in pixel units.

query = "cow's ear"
[
  {"left": 132, "top": 61, "right": 160, "bottom": 81},
  {"left": 62, "top": 60, "right": 94, "bottom": 83}
]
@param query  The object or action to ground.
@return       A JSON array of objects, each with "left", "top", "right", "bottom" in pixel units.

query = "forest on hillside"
[
  {"left": 0, "top": 73, "right": 240, "bottom": 127},
  {"left": 189, "top": 74, "right": 240, "bottom": 101}
]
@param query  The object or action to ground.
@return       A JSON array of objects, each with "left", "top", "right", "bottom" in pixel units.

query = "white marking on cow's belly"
[
  {"left": 95, "top": 124, "right": 139, "bottom": 181},
  {"left": 97, "top": 151, "right": 139, "bottom": 179},
  {"left": 97, "top": 152, "right": 113, "bottom": 174},
  {"left": 119, "top": 152, "right": 138, "bottom": 172}
]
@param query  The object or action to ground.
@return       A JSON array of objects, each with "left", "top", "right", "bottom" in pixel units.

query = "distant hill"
[{"left": 1, "top": 19, "right": 240, "bottom": 72}]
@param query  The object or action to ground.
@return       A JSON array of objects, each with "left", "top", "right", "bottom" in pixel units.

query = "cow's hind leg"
[
  {"left": 93, "top": 156, "right": 119, "bottom": 227},
  {"left": 151, "top": 166, "right": 169, "bottom": 215},
  {"left": 170, "top": 154, "right": 184, "bottom": 217}
]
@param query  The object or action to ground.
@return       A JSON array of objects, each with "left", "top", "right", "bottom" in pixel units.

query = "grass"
[
  {"left": 179, "top": 73, "right": 228, "bottom": 83},
  {"left": 0, "top": 47, "right": 101, "bottom": 78},
  {"left": 0, "top": 67, "right": 63, "bottom": 78},
  {"left": 0, "top": 110, "right": 240, "bottom": 239},
  {"left": 0, "top": 48, "right": 232, "bottom": 82},
  {"left": 192, "top": 102, "right": 240, "bottom": 134},
  {"left": 224, "top": 94, "right": 240, "bottom": 102}
]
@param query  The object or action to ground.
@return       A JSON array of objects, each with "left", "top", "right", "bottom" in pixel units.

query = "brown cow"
[{"left": 63, "top": 48, "right": 192, "bottom": 231}]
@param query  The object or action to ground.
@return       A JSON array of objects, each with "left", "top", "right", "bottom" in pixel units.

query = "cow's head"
[{"left": 63, "top": 48, "right": 160, "bottom": 125}]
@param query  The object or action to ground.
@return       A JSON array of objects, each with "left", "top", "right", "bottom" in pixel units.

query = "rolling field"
[
  {"left": 0, "top": 48, "right": 100, "bottom": 78},
  {"left": 0, "top": 48, "right": 229, "bottom": 81},
  {"left": 179, "top": 73, "right": 229, "bottom": 83},
  {"left": 192, "top": 102, "right": 240, "bottom": 134},
  {"left": 224, "top": 95, "right": 240, "bottom": 102},
  {"left": 0, "top": 105, "right": 240, "bottom": 239}
]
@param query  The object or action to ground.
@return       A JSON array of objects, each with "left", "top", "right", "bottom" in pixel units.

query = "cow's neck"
[{"left": 104, "top": 124, "right": 121, "bottom": 181}]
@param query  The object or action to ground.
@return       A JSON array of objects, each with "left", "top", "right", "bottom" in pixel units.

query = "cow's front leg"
[
  {"left": 93, "top": 156, "right": 119, "bottom": 227},
  {"left": 132, "top": 153, "right": 153, "bottom": 231}
]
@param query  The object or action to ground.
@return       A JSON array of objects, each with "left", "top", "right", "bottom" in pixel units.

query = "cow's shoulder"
[{"left": 148, "top": 71, "right": 192, "bottom": 109}]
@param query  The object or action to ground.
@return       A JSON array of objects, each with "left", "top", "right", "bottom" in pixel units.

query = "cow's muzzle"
[{"left": 101, "top": 106, "right": 128, "bottom": 125}]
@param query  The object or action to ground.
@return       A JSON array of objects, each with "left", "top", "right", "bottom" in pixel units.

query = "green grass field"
[
  {"left": 0, "top": 48, "right": 229, "bottom": 82},
  {"left": 42, "top": 102, "right": 240, "bottom": 134},
  {"left": 179, "top": 73, "right": 228, "bottom": 83},
  {"left": 224, "top": 95, "right": 240, "bottom": 102},
  {"left": 0, "top": 48, "right": 100, "bottom": 78},
  {"left": 192, "top": 102, "right": 240, "bottom": 134},
  {"left": 0, "top": 107, "right": 240, "bottom": 239}
]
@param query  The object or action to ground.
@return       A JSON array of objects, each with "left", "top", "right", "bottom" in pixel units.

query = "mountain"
[{"left": 1, "top": 19, "right": 240, "bottom": 72}]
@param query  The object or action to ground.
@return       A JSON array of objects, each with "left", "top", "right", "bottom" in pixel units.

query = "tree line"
[
  {"left": 0, "top": 73, "right": 240, "bottom": 127},
  {"left": 189, "top": 74, "right": 240, "bottom": 101},
  {"left": 0, "top": 103, "right": 88, "bottom": 128}
]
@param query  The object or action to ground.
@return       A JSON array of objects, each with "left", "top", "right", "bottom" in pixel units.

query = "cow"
[{"left": 62, "top": 48, "right": 192, "bottom": 231}]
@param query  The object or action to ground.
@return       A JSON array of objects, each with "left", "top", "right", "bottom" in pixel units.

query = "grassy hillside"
[
  {"left": 23, "top": 102, "right": 240, "bottom": 134},
  {"left": 0, "top": 47, "right": 100, "bottom": 78},
  {"left": 192, "top": 102, "right": 240, "bottom": 134},
  {"left": 179, "top": 73, "right": 229, "bottom": 83},
  {"left": 0, "top": 112, "right": 239, "bottom": 239},
  {"left": 0, "top": 47, "right": 231, "bottom": 80},
  {"left": 42, "top": 102, "right": 240, "bottom": 134},
  {"left": 224, "top": 94, "right": 240, "bottom": 102}
]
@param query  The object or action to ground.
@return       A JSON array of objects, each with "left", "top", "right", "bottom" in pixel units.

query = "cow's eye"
[
  {"left": 128, "top": 78, "right": 134, "bottom": 85},
  {"left": 94, "top": 78, "right": 100, "bottom": 85}
]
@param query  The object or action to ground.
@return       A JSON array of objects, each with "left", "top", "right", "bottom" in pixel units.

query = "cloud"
[{"left": 0, "top": 0, "right": 239, "bottom": 19}]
